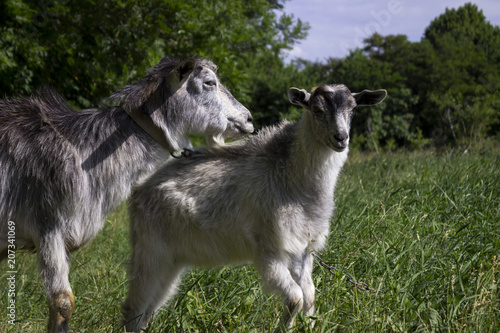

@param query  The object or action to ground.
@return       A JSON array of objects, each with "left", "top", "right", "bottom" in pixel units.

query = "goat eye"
[{"left": 204, "top": 81, "right": 216, "bottom": 87}]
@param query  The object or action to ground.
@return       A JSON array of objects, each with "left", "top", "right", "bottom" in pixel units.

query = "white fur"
[{"left": 122, "top": 84, "right": 387, "bottom": 332}]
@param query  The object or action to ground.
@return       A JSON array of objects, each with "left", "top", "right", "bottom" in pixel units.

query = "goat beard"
[{"left": 207, "top": 133, "right": 226, "bottom": 147}]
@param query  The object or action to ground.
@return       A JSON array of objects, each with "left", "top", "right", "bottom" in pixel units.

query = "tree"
[
  {"left": 312, "top": 36, "right": 421, "bottom": 151},
  {"left": 1, "top": 0, "right": 167, "bottom": 106},
  {"left": 289, "top": 3, "right": 500, "bottom": 151},
  {"left": 422, "top": 3, "right": 500, "bottom": 144},
  {"left": 0, "top": 0, "right": 308, "bottom": 109}
]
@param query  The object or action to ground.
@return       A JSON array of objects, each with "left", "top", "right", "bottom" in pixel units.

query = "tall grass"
[{"left": 1, "top": 150, "right": 498, "bottom": 332}]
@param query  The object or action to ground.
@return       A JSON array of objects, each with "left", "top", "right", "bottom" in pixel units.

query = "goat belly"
[{"left": 173, "top": 222, "right": 255, "bottom": 267}]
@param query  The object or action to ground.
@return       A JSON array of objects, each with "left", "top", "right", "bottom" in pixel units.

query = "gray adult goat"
[
  {"left": 0, "top": 57, "right": 254, "bottom": 333},
  {"left": 122, "top": 84, "right": 387, "bottom": 332}
]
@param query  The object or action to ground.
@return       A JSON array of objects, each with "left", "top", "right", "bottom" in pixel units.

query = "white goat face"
[
  {"left": 288, "top": 84, "right": 387, "bottom": 152},
  {"left": 183, "top": 60, "right": 254, "bottom": 141},
  {"left": 110, "top": 57, "right": 254, "bottom": 146}
]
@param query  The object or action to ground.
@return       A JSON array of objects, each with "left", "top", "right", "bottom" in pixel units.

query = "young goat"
[
  {"left": 0, "top": 57, "right": 253, "bottom": 333},
  {"left": 123, "top": 84, "right": 387, "bottom": 332}
]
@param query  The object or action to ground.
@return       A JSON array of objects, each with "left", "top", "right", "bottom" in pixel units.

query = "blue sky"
[{"left": 280, "top": 0, "right": 500, "bottom": 62}]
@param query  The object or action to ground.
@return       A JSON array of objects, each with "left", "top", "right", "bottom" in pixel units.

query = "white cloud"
[{"left": 284, "top": 45, "right": 304, "bottom": 58}]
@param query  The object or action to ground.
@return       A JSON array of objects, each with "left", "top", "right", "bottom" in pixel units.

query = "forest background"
[{"left": 1, "top": 1, "right": 499, "bottom": 151}]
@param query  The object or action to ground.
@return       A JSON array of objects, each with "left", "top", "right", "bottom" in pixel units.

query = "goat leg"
[
  {"left": 38, "top": 231, "right": 74, "bottom": 333},
  {"left": 257, "top": 256, "right": 303, "bottom": 332}
]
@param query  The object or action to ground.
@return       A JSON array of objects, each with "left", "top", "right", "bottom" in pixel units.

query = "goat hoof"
[{"left": 49, "top": 291, "right": 75, "bottom": 333}]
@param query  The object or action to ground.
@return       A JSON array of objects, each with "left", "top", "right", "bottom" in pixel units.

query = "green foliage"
[
  {"left": 245, "top": 53, "right": 299, "bottom": 127},
  {"left": 290, "top": 3, "right": 499, "bottom": 151},
  {"left": 1, "top": 150, "right": 498, "bottom": 332},
  {"left": 1, "top": 0, "right": 165, "bottom": 106},
  {"left": 0, "top": 0, "right": 308, "bottom": 108},
  {"left": 1, "top": 1, "right": 498, "bottom": 147},
  {"left": 421, "top": 3, "right": 500, "bottom": 146}
]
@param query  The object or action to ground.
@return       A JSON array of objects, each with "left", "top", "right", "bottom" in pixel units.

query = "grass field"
[{"left": 1, "top": 149, "right": 499, "bottom": 332}]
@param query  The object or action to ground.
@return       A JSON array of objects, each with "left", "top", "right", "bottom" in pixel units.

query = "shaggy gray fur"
[
  {"left": 0, "top": 56, "right": 253, "bottom": 333},
  {"left": 122, "top": 84, "right": 387, "bottom": 332}
]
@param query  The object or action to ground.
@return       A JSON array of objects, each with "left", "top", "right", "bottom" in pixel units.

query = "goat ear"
[
  {"left": 352, "top": 89, "right": 387, "bottom": 106},
  {"left": 288, "top": 87, "right": 311, "bottom": 107},
  {"left": 174, "top": 57, "right": 196, "bottom": 82}
]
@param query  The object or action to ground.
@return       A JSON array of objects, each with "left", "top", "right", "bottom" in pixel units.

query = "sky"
[{"left": 280, "top": 0, "right": 500, "bottom": 62}]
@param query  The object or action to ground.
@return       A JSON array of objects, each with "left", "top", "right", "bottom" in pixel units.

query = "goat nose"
[
  {"left": 247, "top": 115, "right": 253, "bottom": 123},
  {"left": 334, "top": 132, "right": 348, "bottom": 143}
]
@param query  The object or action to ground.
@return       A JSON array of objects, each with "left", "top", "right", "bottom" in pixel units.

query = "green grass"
[{"left": 1, "top": 149, "right": 499, "bottom": 332}]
